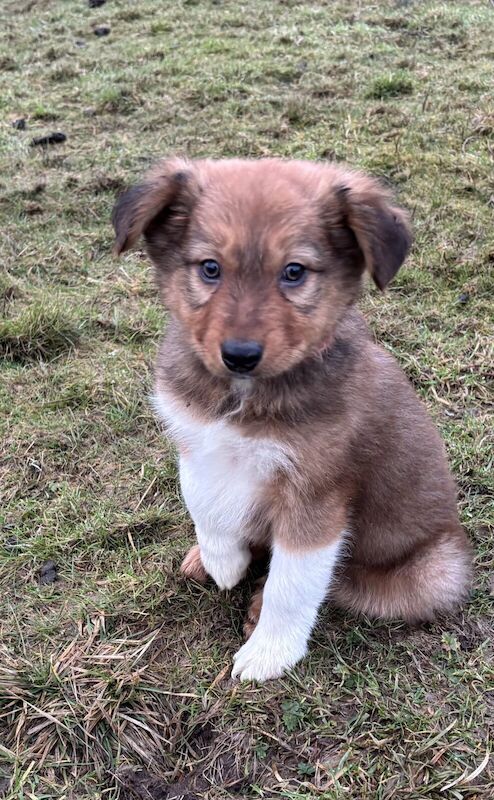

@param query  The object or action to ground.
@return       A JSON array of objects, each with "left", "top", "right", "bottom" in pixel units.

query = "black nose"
[{"left": 221, "top": 340, "right": 263, "bottom": 373}]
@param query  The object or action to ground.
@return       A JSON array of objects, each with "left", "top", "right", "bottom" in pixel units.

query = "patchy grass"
[
  {"left": 366, "top": 70, "right": 414, "bottom": 99},
  {"left": 0, "top": 0, "right": 493, "bottom": 798},
  {"left": 0, "top": 300, "right": 82, "bottom": 362}
]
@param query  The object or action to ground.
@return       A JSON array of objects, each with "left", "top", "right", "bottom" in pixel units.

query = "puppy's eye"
[
  {"left": 199, "top": 259, "right": 221, "bottom": 283},
  {"left": 281, "top": 263, "right": 306, "bottom": 286}
]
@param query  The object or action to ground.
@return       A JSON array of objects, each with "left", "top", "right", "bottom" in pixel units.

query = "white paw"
[
  {"left": 231, "top": 629, "right": 307, "bottom": 682},
  {"left": 201, "top": 546, "right": 251, "bottom": 591}
]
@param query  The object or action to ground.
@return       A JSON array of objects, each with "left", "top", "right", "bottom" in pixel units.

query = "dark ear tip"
[
  {"left": 371, "top": 204, "right": 412, "bottom": 289},
  {"left": 111, "top": 185, "right": 142, "bottom": 254},
  {"left": 111, "top": 187, "right": 135, "bottom": 225}
]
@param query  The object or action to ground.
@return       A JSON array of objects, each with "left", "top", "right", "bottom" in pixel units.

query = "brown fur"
[
  {"left": 113, "top": 157, "right": 472, "bottom": 624},
  {"left": 244, "top": 577, "right": 266, "bottom": 640},
  {"left": 180, "top": 544, "right": 208, "bottom": 584}
]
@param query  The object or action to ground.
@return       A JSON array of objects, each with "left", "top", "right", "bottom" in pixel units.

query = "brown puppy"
[{"left": 113, "top": 158, "right": 472, "bottom": 681}]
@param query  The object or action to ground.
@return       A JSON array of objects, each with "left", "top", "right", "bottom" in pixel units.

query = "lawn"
[{"left": 0, "top": 0, "right": 493, "bottom": 798}]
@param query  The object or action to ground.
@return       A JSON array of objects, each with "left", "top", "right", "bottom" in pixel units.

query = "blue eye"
[
  {"left": 281, "top": 263, "right": 306, "bottom": 285},
  {"left": 199, "top": 259, "right": 221, "bottom": 282}
]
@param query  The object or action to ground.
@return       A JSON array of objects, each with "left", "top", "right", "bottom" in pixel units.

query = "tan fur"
[
  {"left": 113, "top": 157, "right": 472, "bottom": 625},
  {"left": 180, "top": 544, "right": 207, "bottom": 584},
  {"left": 244, "top": 578, "right": 266, "bottom": 639},
  {"left": 332, "top": 529, "right": 472, "bottom": 622}
]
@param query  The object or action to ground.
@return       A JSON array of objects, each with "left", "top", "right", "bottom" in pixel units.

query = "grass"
[
  {"left": 0, "top": 300, "right": 82, "bottom": 361},
  {"left": 366, "top": 70, "right": 414, "bottom": 99},
  {"left": 0, "top": 0, "right": 493, "bottom": 797}
]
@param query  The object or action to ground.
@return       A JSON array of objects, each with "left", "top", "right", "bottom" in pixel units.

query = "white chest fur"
[{"left": 152, "top": 390, "right": 292, "bottom": 588}]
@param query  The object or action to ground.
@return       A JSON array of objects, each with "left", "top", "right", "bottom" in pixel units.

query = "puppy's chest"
[{"left": 154, "top": 391, "right": 292, "bottom": 524}]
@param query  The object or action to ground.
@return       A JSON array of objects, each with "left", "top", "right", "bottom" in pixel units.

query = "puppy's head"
[{"left": 113, "top": 158, "right": 411, "bottom": 378}]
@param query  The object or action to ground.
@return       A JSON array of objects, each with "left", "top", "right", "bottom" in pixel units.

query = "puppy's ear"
[
  {"left": 327, "top": 172, "right": 412, "bottom": 290},
  {"left": 112, "top": 158, "right": 198, "bottom": 255}
]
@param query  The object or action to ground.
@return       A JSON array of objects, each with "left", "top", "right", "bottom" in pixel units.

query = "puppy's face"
[{"left": 113, "top": 159, "right": 410, "bottom": 379}]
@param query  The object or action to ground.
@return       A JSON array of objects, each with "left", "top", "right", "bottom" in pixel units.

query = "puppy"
[{"left": 112, "top": 158, "right": 472, "bottom": 682}]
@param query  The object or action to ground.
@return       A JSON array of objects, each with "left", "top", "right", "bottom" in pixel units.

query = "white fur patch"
[
  {"left": 152, "top": 389, "right": 293, "bottom": 590},
  {"left": 232, "top": 536, "right": 346, "bottom": 682}
]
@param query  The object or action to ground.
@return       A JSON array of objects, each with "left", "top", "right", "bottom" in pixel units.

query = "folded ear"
[
  {"left": 112, "top": 158, "right": 198, "bottom": 255},
  {"left": 327, "top": 171, "right": 412, "bottom": 290}
]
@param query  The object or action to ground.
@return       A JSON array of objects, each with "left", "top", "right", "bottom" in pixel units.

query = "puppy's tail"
[{"left": 331, "top": 528, "right": 472, "bottom": 623}]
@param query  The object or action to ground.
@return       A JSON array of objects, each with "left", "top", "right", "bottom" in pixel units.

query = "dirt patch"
[{"left": 118, "top": 767, "right": 208, "bottom": 800}]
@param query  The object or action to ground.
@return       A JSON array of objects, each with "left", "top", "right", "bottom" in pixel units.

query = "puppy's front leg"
[
  {"left": 232, "top": 535, "right": 345, "bottom": 682},
  {"left": 179, "top": 455, "right": 252, "bottom": 590},
  {"left": 195, "top": 526, "right": 251, "bottom": 591}
]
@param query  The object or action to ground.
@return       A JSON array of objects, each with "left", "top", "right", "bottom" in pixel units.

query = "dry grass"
[{"left": 0, "top": 0, "right": 493, "bottom": 798}]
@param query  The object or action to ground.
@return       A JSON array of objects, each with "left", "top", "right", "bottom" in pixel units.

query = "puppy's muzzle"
[{"left": 221, "top": 340, "right": 263, "bottom": 374}]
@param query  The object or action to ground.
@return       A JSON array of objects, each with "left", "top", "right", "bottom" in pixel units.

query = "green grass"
[
  {"left": 366, "top": 70, "right": 414, "bottom": 99},
  {"left": 0, "top": 0, "right": 493, "bottom": 797}
]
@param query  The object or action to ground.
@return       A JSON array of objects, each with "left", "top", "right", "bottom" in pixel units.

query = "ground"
[{"left": 0, "top": 0, "right": 493, "bottom": 798}]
